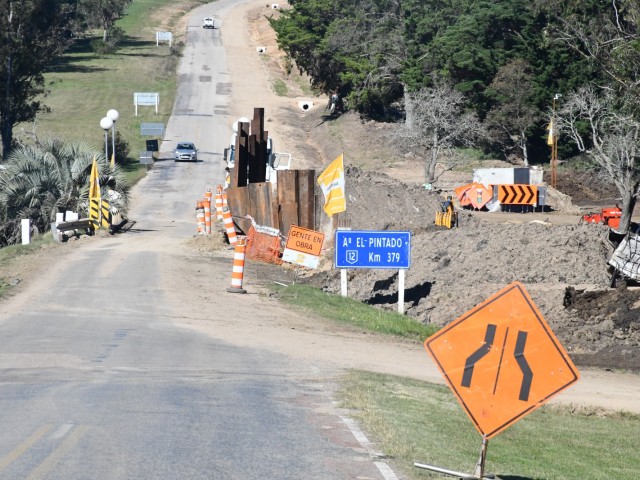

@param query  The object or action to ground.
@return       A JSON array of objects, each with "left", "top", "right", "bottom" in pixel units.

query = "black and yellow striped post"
[
  {"left": 89, "top": 198, "right": 101, "bottom": 230},
  {"left": 88, "top": 158, "right": 101, "bottom": 232},
  {"left": 100, "top": 199, "right": 111, "bottom": 229}
]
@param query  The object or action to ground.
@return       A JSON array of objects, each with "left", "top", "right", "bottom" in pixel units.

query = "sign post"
[
  {"left": 134, "top": 92, "right": 159, "bottom": 116},
  {"left": 417, "top": 282, "right": 580, "bottom": 478},
  {"left": 156, "top": 31, "right": 172, "bottom": 46},
  {"left": 334, "top": 230, "right": 411, "bottom": 312}
]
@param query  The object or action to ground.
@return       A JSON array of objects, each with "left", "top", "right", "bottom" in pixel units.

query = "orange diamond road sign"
[{"left": 424, "top": 282, "right": 579, "bottom": 439}]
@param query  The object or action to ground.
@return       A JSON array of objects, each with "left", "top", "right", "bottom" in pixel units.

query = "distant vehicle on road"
[
  {"left": 203, "top": 17, "right": 215, "bottom": 28},
  {"left": 174, "top": 142, "right": 198, "bottom": 162}
]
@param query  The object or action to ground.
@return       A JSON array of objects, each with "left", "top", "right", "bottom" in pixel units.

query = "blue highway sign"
[{"left": 335, "top": 230, "right": 411, "bottom": 269}]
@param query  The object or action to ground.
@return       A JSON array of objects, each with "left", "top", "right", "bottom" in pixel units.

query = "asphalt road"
[{"left": 0, "top": 1, "right": 394, "bottom": 478}]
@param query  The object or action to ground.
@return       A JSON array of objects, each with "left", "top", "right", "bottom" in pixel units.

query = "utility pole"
[{"left": 550, "top": 93, "right": 561, "bottom": 189}]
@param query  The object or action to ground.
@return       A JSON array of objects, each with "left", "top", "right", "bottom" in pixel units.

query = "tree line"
[
  {"left": 270, "top": 0, "right": 640, "bottom": 233},
  {"left": 0, "top": 0, "right": 131, "bottom": 159},
  {"left": 0, "top": 0, "right": 131, "bottom": 246}
]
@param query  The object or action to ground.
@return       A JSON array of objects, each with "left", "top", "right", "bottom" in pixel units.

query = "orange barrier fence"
[
  {"left": 246, "top": 226, "right": 283, "bottom": 265},
  {"left": 226, "top": 236, "right": 247, "bottom": 294}
]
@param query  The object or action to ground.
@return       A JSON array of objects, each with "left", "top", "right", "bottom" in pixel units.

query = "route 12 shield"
[{"left": 424, "top": 282, "right": 579, "bottom": 439}]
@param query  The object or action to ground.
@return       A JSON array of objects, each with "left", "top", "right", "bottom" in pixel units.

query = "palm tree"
[{"left": 0, "top": 138, "right": 130, "bottom": 246}]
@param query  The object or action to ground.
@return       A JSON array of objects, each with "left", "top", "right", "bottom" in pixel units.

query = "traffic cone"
[
  {"left": 196, "top": 201, "right": 205, "bottom": 235},
  {"left": 227, "top": 236, "right": 247, "bottom": 294},
  {"left": 221, "top": 205, "right": 237, "bottom": 245},
  {"left": 221, "top": 188, "right": 228, "bottom": 208},
  {"left": 203, "top": 198, "right": 212, "bottom": 234},
  {"left": 215, "top": 185, "right": 224, "bottom": 221}
]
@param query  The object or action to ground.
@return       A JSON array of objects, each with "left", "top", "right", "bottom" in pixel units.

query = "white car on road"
[
  {"left": 203, "top": 17, "right": 215, "bottom": 29},
  {"left": 174, "top": 142, "right": 198, "bottom": 162}
]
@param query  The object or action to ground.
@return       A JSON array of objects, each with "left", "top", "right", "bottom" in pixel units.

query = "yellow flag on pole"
[
  {"left": 110, "top": 152, "right": 116, "bottom": 168},
  {"left": 317, "top": 153, "right": 346, "bottom": 216},
  {"left": 547, "top": 120, "right": 555, "bottom": 146},
  {"left": 89, "top": 158, "right": 101, "bottom": 229}
]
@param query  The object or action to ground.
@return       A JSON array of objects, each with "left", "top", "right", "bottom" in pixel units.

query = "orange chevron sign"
[{"left": 498, "top": 184, "right": 537, "bottom": 205}]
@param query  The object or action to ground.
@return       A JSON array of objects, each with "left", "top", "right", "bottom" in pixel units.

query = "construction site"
[
  {"left": 178, "top": 3, "right": 640, "bottom": 375},
  {"left": 186, "top": 102, "right": 638, "bottom": 375}
]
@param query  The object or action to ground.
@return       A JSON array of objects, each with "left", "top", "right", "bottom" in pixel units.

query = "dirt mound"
[{"left": 295, "top": 157, "right": 640, "bottom": 372}]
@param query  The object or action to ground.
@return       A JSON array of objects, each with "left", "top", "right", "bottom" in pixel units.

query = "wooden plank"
[
  {"left": 226, "top": 186, "right": 249, "bottom": 217},
  {"left": 248, "top": 133, "right": 267, "bottom": 183},
  {"left": 57, "top": 219, "right": 93, "bottom": 231},
  {"left": 232, "top": 123, "right": 249, "bottom": 187},
  {"left": 277, "top": 170, "right": 298, "bottom": 204},
  {"left": 297, "top": 169, "right": 315, "bottom": 230},
  {"left": 254, "top": 136, "right": 267, "bottom": 182},
  {"left": 279, "top": 203, "right": 299, "bottom": 238},
  {"left": 232, "top": 216, "right": 252, "bottom": 235},
  {"left": 248, "top": 182, "right": 272, "bottom": 227},
  {"left": 269, "top": 183, "right": 280, "bottom": 231},
  {"left": 251, "top": 108, "right": 265, "bottom": 142}
]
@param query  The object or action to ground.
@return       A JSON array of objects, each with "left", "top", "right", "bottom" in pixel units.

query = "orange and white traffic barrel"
[
  {"left": 215, "top": 185, "right": 224, "bottom": 221},
  {"left": 196, "top": 201, "right": 205, "bottom": 235},
  {"left": 226, "top": 236, "right": 247, "bottom": 294},
  {"left": 203, "top": 198, "right": 212, "bottom": 234},
  {"left": 221, "top": 205, "right": 237, "bottom": 245},
  {"left": 221, "top": 188, "right": 228, "bottom": 208}
]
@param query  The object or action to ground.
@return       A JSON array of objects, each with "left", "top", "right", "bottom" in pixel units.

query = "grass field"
[
  {"left": 270, "top": 284, "right": 640, "bottom": 479},
  {"left": 339, "top": 371, "right": 640, "bottom": 480},
  {"left": 23, "top": 0, "right": 208, "bottom": 168},
  {"left": 270, "top": 283, "right": 438, "bottom": 340}
]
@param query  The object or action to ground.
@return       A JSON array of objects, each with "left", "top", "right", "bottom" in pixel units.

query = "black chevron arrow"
[
  {"left": 462, "top": 324, "right": 497, "bottom": 388},
  {"left": 514, "top": 330, "right": 533, "bottom": 401}
]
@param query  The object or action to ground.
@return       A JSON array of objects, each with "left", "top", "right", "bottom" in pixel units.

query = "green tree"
[
  {"left": 270, "top": 0, "right": 406, "bottom": 118},
  {"left": 79, "top": 0, "right": 131, "bottom": 42},
  {"left": 485, "top": 59, "right": 541, "bottom": 166},
  {"left": 412, "top": 0, "right": 563, "bottom": 116},
  {"left": 324, "top": 0, "right": 405, "bottom": 118},
  {"left": 0, "top": 139, "right": 130, "bottom": 246},
  {"left": 0, "top": 0, "right": 77, "bottom": 159}
]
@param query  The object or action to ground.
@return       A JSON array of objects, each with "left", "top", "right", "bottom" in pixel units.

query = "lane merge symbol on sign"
[{"left": 424, "top": 281, "right": 579, "bottom": 439}]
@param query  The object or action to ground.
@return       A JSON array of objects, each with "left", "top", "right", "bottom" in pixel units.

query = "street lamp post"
[
  {"left": 100, "top": 116, "right": 113, "bottom": 164},
  {"left": 106, "top": 109, "right": 119, "bottom": 167}
]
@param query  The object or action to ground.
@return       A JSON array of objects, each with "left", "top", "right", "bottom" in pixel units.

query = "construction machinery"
[
  {"left": 581, "top": 207, "right": 622, "bottom": 229},
  {"left": 435, "top": 196, "right": 458, "bottom": 228}
]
